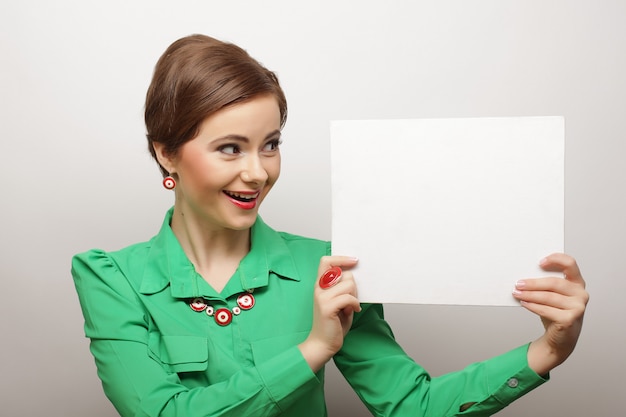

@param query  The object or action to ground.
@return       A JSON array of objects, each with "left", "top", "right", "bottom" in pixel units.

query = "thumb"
[{"left": 540, "top": 253, "right": 585, "bottom": 287}]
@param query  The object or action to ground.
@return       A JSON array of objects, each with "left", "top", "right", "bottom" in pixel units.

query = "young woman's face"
[{"left": 170, "top": 94, "right": 282, "bottom": 231}]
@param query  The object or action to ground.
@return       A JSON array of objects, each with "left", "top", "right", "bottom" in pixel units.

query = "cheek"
[
  {"left": 259, "top": 158, "right": 280, "bottom": 201},
  {"left": 178, "top": 153, "right": 222, "bottom": 193},
  {"left": 267, "top": 157, "right": 281, "bottom": 185},
  {"left": 179, "top": 157, "right": 224, "bottom": 200},
  {"left": 183, "top": 151, "right": 209, "bottom": 176}
]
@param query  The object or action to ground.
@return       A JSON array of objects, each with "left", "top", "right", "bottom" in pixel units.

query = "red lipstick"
[{"left": 223, "top": 190, "right": 259, "bottom": 210}]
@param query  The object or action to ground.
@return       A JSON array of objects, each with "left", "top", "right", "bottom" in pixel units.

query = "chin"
[{"left": 225, "top": 214, "right": 258, "bottom": 231}]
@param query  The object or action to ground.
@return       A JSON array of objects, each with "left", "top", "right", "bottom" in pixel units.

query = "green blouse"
[{"left": 72, "top": 208, "right": 547, "bottom": 417}]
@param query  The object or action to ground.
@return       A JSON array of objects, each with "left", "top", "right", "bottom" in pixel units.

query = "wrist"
[
  {"left": 298, "top": 338, "right": 334, "bottom": 373},
  {"left": 527, "top": 337, "right": 562, "bottom": 376}
]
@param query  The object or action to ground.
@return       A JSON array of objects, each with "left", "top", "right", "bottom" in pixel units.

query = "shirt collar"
[{"left": 139, "top": 208, "right": 300, "bottom": 299}]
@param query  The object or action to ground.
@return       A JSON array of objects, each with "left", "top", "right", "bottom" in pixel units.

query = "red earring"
[{"left": 162, "top": 175, "right": 176, "bottom": 190}]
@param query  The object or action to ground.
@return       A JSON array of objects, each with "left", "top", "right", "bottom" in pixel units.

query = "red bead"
[
  {"left": 190, "top": 298, "right": 207, "bottom": 312},
  {"left": 214, "top": 308, "right": 233, "bottom": 326},
  {"left": 237, "top": 293, "right": 255, "bottom": 310}
]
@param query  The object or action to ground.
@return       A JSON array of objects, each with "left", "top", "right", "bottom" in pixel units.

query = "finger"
[
  {"left": 339, "top": 308, "right": 355, "bottom": 335},
  {"left": 317, "top": 292, "right": 361, "bottom": 316},
  {"left": 513, "top": 287, "right": 582, "bottom": 310},
  {"left": 518, "top": 301, "right": 565, "bottom": 323},
  {"left": 318, "top": 273, "right": 360, "bottom": 303},
  {"left": 335, "top": 293, "right": 362, "bottom": 315},
  {"left": 539, "top": 253, "right": 585, "bottom": 287},
  {"left": 337, "top": 278, "right": 360, "bottom": 311},
  {"left": 315, "top": 270, "right": 361, "bottom": 314},
  {"left": 515, "top": 277, "right": 585, "bottom": 296},
  {"left": 317, "top": 255, "right": 358, "bottom": 277},
  {"left": 518, "top": 299, "right": 585, "bottom": 328}
]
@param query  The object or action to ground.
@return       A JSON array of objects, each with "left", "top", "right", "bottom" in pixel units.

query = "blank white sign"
[{"left": 330, "top": 117, "right": 564, "bottom": 306}]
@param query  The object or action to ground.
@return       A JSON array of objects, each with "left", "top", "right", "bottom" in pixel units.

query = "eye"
[
  {"left": 262, "top": 139, "right": 282, "bottom": 152},
  {"left": 218, "top": 144, "right": 240, "bottom": 155}
]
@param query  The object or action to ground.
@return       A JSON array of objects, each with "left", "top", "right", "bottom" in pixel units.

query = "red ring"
[{"left": 319, "top": 266, "right": 342, "bottom": 289}]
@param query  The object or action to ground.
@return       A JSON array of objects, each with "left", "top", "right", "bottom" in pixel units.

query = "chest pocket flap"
[
  {"left": 149, "top": 334, "right": 209, "bottom": 373},
  {"left": 251, "top": 331, "right": 308, "bottom": 364}
]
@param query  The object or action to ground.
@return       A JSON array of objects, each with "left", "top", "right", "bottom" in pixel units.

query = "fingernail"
[
  {"left": 539, "top": 257, "right": 548, "bottom": 266},
  {"left": 515, "top": 280, "right": 526, "bottom": 289},
  {"left": 512, "top": 289, "right": 522, "bottom": 296}
]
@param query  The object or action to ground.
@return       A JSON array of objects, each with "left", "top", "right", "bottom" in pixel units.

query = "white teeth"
[{"left": 227, "top": 191, "right": 258, "bottom": 200}]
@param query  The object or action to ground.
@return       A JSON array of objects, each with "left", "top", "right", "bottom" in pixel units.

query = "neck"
[{"left": 170, "top": 205, "right": 252, "bottom": 293}]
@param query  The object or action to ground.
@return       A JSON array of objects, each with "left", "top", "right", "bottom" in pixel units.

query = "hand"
[
  {"left": 299, "top": 256, "right": 361, "bottom": 372},
  {"left": 513, "top": 253, "right": 589, "bottom": 375}
]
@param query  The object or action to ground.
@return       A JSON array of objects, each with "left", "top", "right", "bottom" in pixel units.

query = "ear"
[{"left": 152, "top": 142, "right": 177, "bottom": 175}]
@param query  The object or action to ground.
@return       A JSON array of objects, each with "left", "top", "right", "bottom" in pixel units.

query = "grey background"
[{"left": 1, "top": 1, "right": 623, "bottom": 416}]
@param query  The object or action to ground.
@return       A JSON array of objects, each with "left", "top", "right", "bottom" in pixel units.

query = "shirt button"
[{"left": 507, "top": 378, "right": 519, "bottom": 388}]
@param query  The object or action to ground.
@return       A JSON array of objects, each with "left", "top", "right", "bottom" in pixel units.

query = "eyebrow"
[{"left": 214, "top": 130, "right": 282, "bottom": 143}]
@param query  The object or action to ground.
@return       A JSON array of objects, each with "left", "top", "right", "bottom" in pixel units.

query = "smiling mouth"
[{"left": 223, "top": 191, "right": 259, "bottom": 202}]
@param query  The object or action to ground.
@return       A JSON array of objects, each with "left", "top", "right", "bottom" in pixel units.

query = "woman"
[{"left": 72, "top": 34, "right": 588, "bottom": 417}]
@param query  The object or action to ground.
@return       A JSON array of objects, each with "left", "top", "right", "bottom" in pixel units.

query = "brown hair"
[{"left": 145, "top": 34, "right": 288, "bottom": 176}]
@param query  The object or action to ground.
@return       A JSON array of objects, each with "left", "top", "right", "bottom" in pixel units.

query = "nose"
[{"left": 241, "top": 153, "right": 268, "bottom": 184}]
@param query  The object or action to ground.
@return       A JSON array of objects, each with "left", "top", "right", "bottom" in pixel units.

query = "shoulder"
[
  {"left": 71, "top": 238, "right": 154, "bottom": 290},
  {"left": 72, "top": 238, "right": 152, "bottom": 268},
  {"left": 253, "top": 217, "right": 331, "bottom": 258},
  {"left": 276, "top": 230, "right": 331, "bottom": 255},
  {"left": 272, "top": 229, "right": 332, "bottom": 267}
]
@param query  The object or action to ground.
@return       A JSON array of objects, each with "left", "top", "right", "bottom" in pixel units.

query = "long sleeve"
[
  {"left": 72, "top": 250, "right": 321, "bottom": 417},
  {"left": 334, "top": 304, "right": 548, "bottom": 417}
]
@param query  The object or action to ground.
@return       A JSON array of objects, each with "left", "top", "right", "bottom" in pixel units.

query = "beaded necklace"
[{"left": 189, "top": 292, "right": 255, "bottom": 326}]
